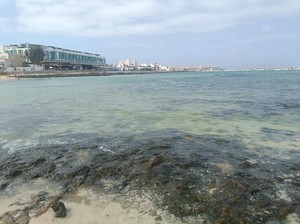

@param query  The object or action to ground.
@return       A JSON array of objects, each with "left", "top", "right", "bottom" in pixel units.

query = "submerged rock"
[
  {"left": 0, "top": 182, "right": 9, "bottom": 190},
  {"left": 4, "top": 169, "right": 22, "bottom": 178}
]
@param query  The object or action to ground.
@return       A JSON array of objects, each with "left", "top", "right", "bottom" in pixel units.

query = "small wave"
[
  {"left": 0, "top": 139, "right": 40, "bottom": 154},
  {"left": 275, "top": 100, "right": 300, "bottom": 109},
  {"left": 0, "top": 138, "right": 74, "bottom": 154},
  {"left": 47, "top": 139, "right": 69, "bottom": 145},
  {"left": 101, "top": 147, "right": 115, "bottom": 153},
  {"left": 261, "top": 127, "right": 297, "bottom": 136}
]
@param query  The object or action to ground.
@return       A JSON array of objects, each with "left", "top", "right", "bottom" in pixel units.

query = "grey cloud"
[{"left": 2, "top": 0, "right": 298, "bottom": 36}]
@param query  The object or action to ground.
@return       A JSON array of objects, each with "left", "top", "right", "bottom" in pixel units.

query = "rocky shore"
[{"left": 1, "top": 131, "right": 299, "bottom": 223}]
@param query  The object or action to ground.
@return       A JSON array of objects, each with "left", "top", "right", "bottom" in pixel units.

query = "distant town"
[{"left": 1, "top": 43, "right": 299, "bottom": 74}]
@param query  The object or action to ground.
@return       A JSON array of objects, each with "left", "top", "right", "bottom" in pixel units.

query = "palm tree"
[
  {"left": 24, "top": 49, "right": 29, "bottom": 63},
  {"left": 28, "top": 45, "right": 45, "bottom": 66}
]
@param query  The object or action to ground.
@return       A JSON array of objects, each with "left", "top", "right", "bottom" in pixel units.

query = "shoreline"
[
  {"left": 1, "top": 71, "right": 300, "bottom": 223},
  {"left": 0, "top": 70, "right": 179, "bottom": 80},
  {"left": 1, "top": 131, "right": 299, "bottom": 223},
  {"left": 0, "top": 179, "right": 179, "bottom": 224}
]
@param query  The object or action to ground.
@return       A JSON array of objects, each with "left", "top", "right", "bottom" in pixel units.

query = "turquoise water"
[{"left": 0, "top": 71, "right": 299, "bottom": 158}]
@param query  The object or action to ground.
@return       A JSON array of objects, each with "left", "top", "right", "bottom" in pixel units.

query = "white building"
[
  {"left": 0, "top": 44, "right": 29, "bottom": 56},
  {"left": 118, "top": 59, "right": 137, "bottom": 68},
  {"left": 0, "top": 53, "right": 25, "bottom": 71}
]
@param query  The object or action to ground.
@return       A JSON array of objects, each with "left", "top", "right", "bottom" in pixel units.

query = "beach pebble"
[{"left": 51, "top": 201, "right": 67, "bottom": 218}]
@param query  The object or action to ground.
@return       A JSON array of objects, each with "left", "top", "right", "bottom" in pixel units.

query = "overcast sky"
[{"left": 0, "top": 0, "right": 299, "bottom": 68}]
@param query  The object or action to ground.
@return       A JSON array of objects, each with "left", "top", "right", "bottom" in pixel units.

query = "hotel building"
[{"left": 0, "top": 43, "right": 106, "bottom": 70}]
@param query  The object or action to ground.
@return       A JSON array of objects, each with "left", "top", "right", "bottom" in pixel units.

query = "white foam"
[
  {"left": 0, "top": 136, "right": 81, "bottom": 154},
  {"left": 1, "top": 139, "right": 39, "bottom": 154}
]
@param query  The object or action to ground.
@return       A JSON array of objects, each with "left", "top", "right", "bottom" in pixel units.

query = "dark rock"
[
  {"left": 121, "top": 179, "right": 130, "bottom": 188},
  {"left": 0, "top": 131, "right": 299, "bottom": 223},
  {"left": 67, "top": 175, "right": 87, "bottom": 192},
  {"left": 24, "top": 168, "right": 41, "bottom": 181},
  {"left": 41, "top": 162, "right": 56, "bottom": 178},
  {"left": 51, "top": 201, "right": 67, "bottom": 218},
  {"left": 28, "top": 158, "right": 46, "bottom": 167},
  {"left": 0, "top": 183, "right": 9, "bottom": 190},
  {"left": 4, "top": 169, "right": 23, "bottom": 178},
  {"left": 54, "top": 166, "right": 90, "bottom": 181},
  {"left": 154, "top": 215, "right": 162, "bottom": 221},
  {"left": 31, "top": 191, "right": 49, "bottom": 203},
  {"left": 292, "top": 181, "right": 300, "bottom": 187},
  {"left": 249, "top": 188, "right": 261, "bottom": 195},
  {"left": 0, "top": 209, "right": 30, "bottom": 224}
]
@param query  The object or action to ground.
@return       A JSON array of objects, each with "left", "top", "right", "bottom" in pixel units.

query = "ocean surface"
[
  {"left": 1, "top": 71, "right": 299, "bottom": 156},
  {"left": 0, "top": 70, "right": 300, "bottom": 223}
]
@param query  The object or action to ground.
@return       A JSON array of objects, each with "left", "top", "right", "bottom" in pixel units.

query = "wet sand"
[
  {"left": 30, "top": 190, "right": 168, "bottom": 224},
  {"left": 0, "top": 75, "right": 16, "bottom": 80}
]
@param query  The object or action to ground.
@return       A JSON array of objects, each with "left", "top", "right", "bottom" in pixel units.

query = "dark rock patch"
[
  {"left": 51, "top": 201, "right": 67, "bottom": 218},
  {"left": 0, "top": 131, "right": 299, "bottom": 223},
  {"left": 0, "top": 182, "right": 9, "bottom": 190}
]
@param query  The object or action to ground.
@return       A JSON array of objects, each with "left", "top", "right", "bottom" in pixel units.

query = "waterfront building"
[
  {"left": 0, "top": 43, "right": 106, "bottom": 70},
  {"left": 0, "top": 44, "right": 29, "bottom": 61},
  {"left": 138, "top": 63, "right": 154, "bottom": 71},
  {"left": 0, "top": 53, "right": 24, "bottom": 71},
  {"left": 43, "top": 45, "right": 106, "bottom": 70}
]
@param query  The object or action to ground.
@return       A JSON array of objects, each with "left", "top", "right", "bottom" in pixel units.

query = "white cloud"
[{"left": 1, "top": 0, "right": 298, "bottom": 37}]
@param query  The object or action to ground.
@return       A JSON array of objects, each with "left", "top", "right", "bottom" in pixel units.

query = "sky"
[{"left": 0, "top": 0, "right": 299, "bottom": 68}]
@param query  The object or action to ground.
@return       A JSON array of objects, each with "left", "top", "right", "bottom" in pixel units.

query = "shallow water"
[
  {"left": 0, "top": 71, "right": 300, "bottom": 223},
  {"left": 1, "top": 71, "right": 299, "bottom": 159}
]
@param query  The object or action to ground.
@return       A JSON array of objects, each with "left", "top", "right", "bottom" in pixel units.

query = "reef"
[{"left": 0, "top": 131, "right": 299, "bottom": 223}]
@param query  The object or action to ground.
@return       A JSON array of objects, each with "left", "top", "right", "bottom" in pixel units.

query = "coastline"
[
  {"left": 0, "top": 70, "right": 177, "bottom": 80},
  {"left": 1, "top": 71, "right": 300, "bottom": 223},
  {"left": 0, "top": 179, "right": 178, "bottom": 224},
  {"left": 1, "top": 131, "right": 299, "bottom": 223}
]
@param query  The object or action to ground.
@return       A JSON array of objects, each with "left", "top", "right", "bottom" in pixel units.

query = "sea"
[
  {"left": 0, "top": 70, "right": 300, "bottom": 223},
  {"left": 1, "top": 71, "right": 299, "bottom": 157}
]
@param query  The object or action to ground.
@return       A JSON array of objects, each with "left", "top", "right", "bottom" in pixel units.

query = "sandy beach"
[
  {"left": 0, "top": 179, "right": 189, "bottom": 224},
  {"left": 0, "top": 71, "right": 108, "bottom": 80},
  {"left": 1, "top": 179, "right": 299, "bottom": 224},
  {"left": 0, "top": 75, "right": 16, "bottom": 80}
]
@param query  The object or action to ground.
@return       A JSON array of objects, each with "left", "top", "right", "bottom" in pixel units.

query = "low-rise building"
[
  {"left": 118, "top": 59, "right": 138, "bottom": 70},
  {"left": 0, "top": 53, "right": 24, "bottom": 71}
]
